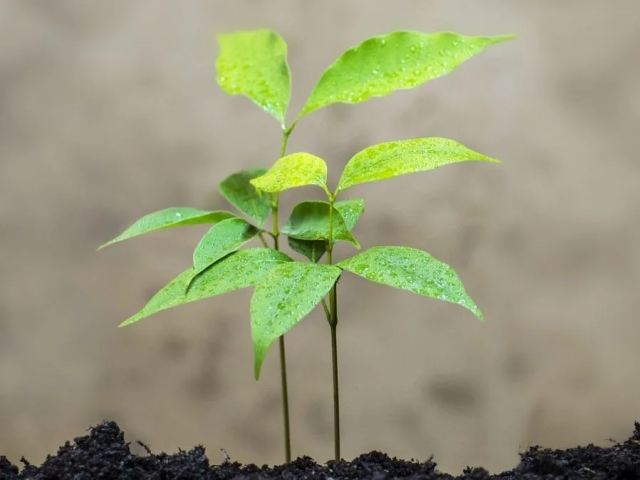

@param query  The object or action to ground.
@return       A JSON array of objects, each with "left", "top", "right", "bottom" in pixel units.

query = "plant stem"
[
  {"left": 326, "top": 194, "right": 341, "bottom": 462},
  {"left": 270, "top": 192, "right": 291, "bottom": 463},
  {"left": 278, "top": 335, "right": 291, "bottom": 462},
  {"left": 272, "top": 123, "right": 295, "bottom": 464},
  {"left": 328, "top": 281, "right": 340, "bottom": 462}
]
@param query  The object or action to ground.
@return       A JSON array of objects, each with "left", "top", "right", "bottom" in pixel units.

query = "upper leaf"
[
  {"left": 336, "top": 137, "right": 499, "bottom": 193},
  {"left": 219, "top": 168, "right": 271, "bottom": 226},
  {"left": 250, "top": 153, "right": 328, "bottom": 194},
  {"left": 191, "top": 217, "right": 260, "bottom": 280},
  {"left": 281, "top": 201, "right": 360, "bottom": 248},
  {"left": 119, "top": 248, "right": 293, "bottom": 327},
  {"left": 99, "top": 208, "right": 237, "bottom": 249},
  {"left": 337, "top": 246, "right": 483, "bottom": 320},
  {"left": 250, "top": 262, "right": 342, "bottom": 379},
  {"left": 216, "top": 29, "right": 292, "bottom": 127},
  {"left": 286, "top": 198, "right": 365, "bottom": 262},
  {"left": 299, "top": 31, "right": 515, "bottom": 118}
]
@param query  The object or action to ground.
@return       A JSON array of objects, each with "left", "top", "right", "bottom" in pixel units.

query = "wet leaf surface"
[
  {"left": 338, "top": 246, "right": 483, "bottom": 320},
  {"left": 250, "top": 153, "right": 328, "bottom": 194},
  {"left": 216, "top": 29, "right": 291, "bottom": 127},
  {"left": 250, "top": 262, "right": 341, "bottom": 379},
  {"left": 120, "top": 248, "right": 292, "bottom": 327},
  {"left": 281, "top": 201, "right": 360, "bottom": 249},
  {"left": 337, "top": 138, "right": 500, "bottom": 193},
  {"left": 300, "top": 31, "right": 515, "bottom": 118},
  {"left": 219, "top": 168, "right": 271, "bottom": 226},
  {"left": 191, "top": 217, "right": 260, "bottom": 279},
  {"left": 99, "top": 208, "right": 237, "bottom": 249},
  {"left": 286, "top": 199, "right": 364, "bottom": 262}
]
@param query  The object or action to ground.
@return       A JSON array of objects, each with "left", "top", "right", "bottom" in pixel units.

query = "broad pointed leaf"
[
  {"left": 281, "top": 201, "right": 360, "bottom": 249},
  {"left": 216, "top": 29, "right": 292, "bottom": 127},
  {"left": 250, "top": 153, "right": 328, "bottom": 194},
  {"left": 99, "top": 208, "right": 237, "bottom": 249},
  {"left": 251, "top": 262, "right": 342, "bottom": 379},
  {"left": 299, "top": 31, "right": 515, "bottom": 118},
  {"left": 191, "top": 217, "right": 260, "bottom": 280},
  {"left": 337, "top": 246, "right": 483, "bottom": 320},
  {"left": 337, "top": 137, "right": 499, "bottom": 193},
  {"left": 219, "top": 168, "right": 271, "bottom": 226},
  {"left": 120, "top": 248, "right": 293, "bottom": 327},
  {"left": 286, "top": 199, "right": 365, "bottom": 262}
]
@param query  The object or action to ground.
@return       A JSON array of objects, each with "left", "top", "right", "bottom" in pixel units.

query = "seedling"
[{"left": 99, "top": 29, "right": 514, "bottom": 463}]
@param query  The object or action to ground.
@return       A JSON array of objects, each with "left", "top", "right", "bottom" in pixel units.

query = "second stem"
[{"left": 326, "top": 196, "right": 341, "bottom": 462}]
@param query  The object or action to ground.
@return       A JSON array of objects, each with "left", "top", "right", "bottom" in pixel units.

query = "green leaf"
[
  {"left": 334, "top": 198, "right": 365, "bottom": 230},
  {"left": 281, "top": 201, "right": 360, "bottom": 249},
  {"left": 337, "top": 137, "right": 500, "bottom": 193},
  {"left": 98, "top": 208, "right": 237, "bottom": 249},
  {"left": 119, "top": 248, "right": 293, "bottom": 327},
  {"left": 250, "top": 153, "right": 328, "bottom": 194},
  {"left": 216, "top": 29, "right": 292, "bottom": 127},
  {"left": 250, "top": 262, "right": 342, "bottom": 379},
  {"left": 337, "top": 246, "right": 483, "bottom": 320},
  {"left": 191, "top": 218, "right": 260, "bottom": 279},
  {"left": 287, "top": 237, "right": 326, "bottom": 263},
  {"left": 299, "top": 31, "right": 515, "bottom": 118},
  {"left": 286, "top": 199, "right": 365, "bottom": 262},
  {"left": 219, "top": 168, "right": 271, "bottom": 226}
]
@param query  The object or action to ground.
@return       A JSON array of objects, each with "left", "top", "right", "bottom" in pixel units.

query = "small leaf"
[
  {"left": 216, "top": 29, "right": 291, "bottom": 127},
  {"left": 299, "top": 31, "right": 515, "bottom": 118},
  {"left": 250, "top": 153, "right": 328, "bottom": 194},
  {"left": 99, "top": 208, "right": 237, "bottom": 249},
  {"left": 337, "top": 137, "right": 499, "bottom": 193},
  {"left": 219, "top": 168, "right": 271, "bottom": 226},
  {"left": 251, "top": 262, "right": 342, "bottom": 379},
  {"left": 281, "top": 201, "right": 360, "bottom": 248},
  {"left": 334, "top": 198, "right": 365, "bottom": 230},
  {"left": 191, "top": 217, "right": 260, "bottom": 279},
  {"left": 119, "top": 248, "right": 293, "bottom": 327},
  {"left": 337, "top": 246, "right": 483, "bottom": 320},
  {"left": 287, "top": 198, "right": 365, "bottom": 262},
  {"left": 287, "top": 238, "right": 325, "bottom": 263}
]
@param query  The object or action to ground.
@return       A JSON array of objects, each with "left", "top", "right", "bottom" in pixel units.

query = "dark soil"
[{"left": 1, "top": 421, "right": 639, "bottom": 480}]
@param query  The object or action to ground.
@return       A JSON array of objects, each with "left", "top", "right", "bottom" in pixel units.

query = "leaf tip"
[
  {"left": 97, "top": 238, "right": 118, "bottom": 250},
  {"left": 471, "top": 306, "right": 484, "bottom": 322},
  {"left": 118, "top": 318, "right": 135, "bottom": 328},
  {"left": 254, "top": 357, "right": 263, "bottom": 381}
]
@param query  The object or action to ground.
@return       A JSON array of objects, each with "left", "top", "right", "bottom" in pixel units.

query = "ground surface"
[
  {"left": 2, "top": 0, "right": 640, "bottom": 476},
  {"left": 1, "top": 421, "right": 639, "bottom": 480}
]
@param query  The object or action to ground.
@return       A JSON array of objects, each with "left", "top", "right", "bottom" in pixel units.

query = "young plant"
[{"left": 99, "top": 29, "right": 514, "bottom": 463}]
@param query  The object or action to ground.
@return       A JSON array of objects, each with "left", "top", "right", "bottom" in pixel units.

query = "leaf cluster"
[{"left": 100, "top": 28, "right": 513, "bottom": 380}]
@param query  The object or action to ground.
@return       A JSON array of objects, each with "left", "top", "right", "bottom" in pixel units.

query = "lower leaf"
[
  {"left": 250, "top": 262, "right": 342, "bottom": 379},
  {"left": 337, "top": 246, "right": 483, "bottom": 320},
  {"left": 119, "top": 248, "right": 293, "bottom": 327}
]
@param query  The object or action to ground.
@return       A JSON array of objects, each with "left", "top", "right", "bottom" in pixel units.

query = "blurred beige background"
[{"left": 1, "top": 0, "right": 640, "bottom": 475}]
